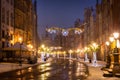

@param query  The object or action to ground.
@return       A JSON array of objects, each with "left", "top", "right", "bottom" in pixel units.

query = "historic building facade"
[
  {"left": 83, "top": 0, "right": 120, "bottom": 60},
  {"left": 0, "top": 0, "right": 39, "bottom": 61},
  {"left": 0, "top": 0, "right": 14, "bottom": 48}
]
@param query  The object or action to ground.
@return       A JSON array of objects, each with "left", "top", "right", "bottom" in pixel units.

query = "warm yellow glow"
[
  {"left": 28, "top": 67, "right": 32, "bottom": 72},
  {"left": 63, "top": 51, "right": 66, "bottom": 54},
  {"left": 109, "top": 37, "right": 114, "bottom": 42},
  {"left": 117, "top": 40, "right": 120, "bottom": 48},
  {"left": 87, "top": 47, "right": 90, "bottom": 50},
  {"left": 30, "top": 45, "right": 33, "bottom": 48},
  {"left": 92, "top": 43, "right": 96, "bottom": 47},
  {"left": 76, "top": 49, "right": 80, "bottom": 53},
  {"left": 10, "top": 40, "right": 14, "bottom": 45},
  {"left": 84, "top": 47, "right": 87, "bottom": 51},
  {"left": 113, "top": 32, "right": 119, "bottom": 39},
  {"left": 92, "top": 42, "right": 98, "bottom": 50},
  {"left": 18, "top": 37, "right": 23, "bottom": 43},
  {"left": 69, "top": 49, "right": 73, "bottom": 53},
  {"left": 80, "top": 49, "right": 84, "bottom": 53},
  {"left": 27, "top": 44, "right": 33, "bottom": 51},
  {"left": 41, "top": 44, "right": 45, "bottom": 48},
  {"left": 45, "top": 63, "right": 51, "bottom": 66},
  {"left": 105, "top": 41, "right": 110, "bottom": 46}
]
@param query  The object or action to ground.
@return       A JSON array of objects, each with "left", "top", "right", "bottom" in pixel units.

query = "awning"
[{"left": 2, "top": 42, "right": 28, "bottom": 51}]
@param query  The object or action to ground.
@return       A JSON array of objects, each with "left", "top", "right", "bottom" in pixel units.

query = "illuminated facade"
[
  {"left": 14, "top": 0, "right": 39, "bottom": 49},
  {"left": 14, "top": 0, "right": 33, "bottom": 45},
  {"left": 0, "top": 0, "right": 39, "bottom": 61},
  {"left": 83, "top": 0, "right": 120, "bottom": 60},
  {"left": 0, "top": 0, "right": 38, "bottom": 49},
  {"left": 0, "top": 0, "right": 14, "bottom": 48}
]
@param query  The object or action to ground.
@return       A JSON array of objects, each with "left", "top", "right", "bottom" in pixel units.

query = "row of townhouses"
[
  {"left": 0, "top": 0, "right": 40, "bottom": 63},
  {"left": 83, "top": 0, "right": 120, "bottom": 60}
]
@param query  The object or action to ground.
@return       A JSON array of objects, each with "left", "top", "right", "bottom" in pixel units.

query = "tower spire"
[{"left": 34, "top": 0, "right": 37, "bottom": 13}]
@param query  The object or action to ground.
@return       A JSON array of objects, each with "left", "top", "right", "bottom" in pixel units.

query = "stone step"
[
  {"left": 115, "top": 73, "right": 120, "bottom": 77},
  {"left": 103, "top": 70, "right": 113, "bottom": 77}
]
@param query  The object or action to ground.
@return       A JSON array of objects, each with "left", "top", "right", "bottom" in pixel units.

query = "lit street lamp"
[
  {"left": 113, "top": 32, "right": 119, "bottom": 53},
  {"left": 105, "top": 41, "right": 111, "bottom": 68},
  {"left": 63, "top": 51, "right": 66, "bottom": 59},
  {"left": 89, "top": 42, "right": 99, "bottom": 66},
  {"left": 84, "top": 47, "right": 89, "bottom": 62},
  {"left": 18, "top": 37, "right": 23, "bottom": 66},
  {"left": 40, "top": 44, "right": 46, "bottom": 62},
  {"left": 69, "top": 49, "right": 73, "bottom": 59},
  {"left": 112, "top": 32, "right": 120, "bottom": 75}
]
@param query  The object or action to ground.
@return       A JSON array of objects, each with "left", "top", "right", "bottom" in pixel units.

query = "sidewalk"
[
  {"left": 0, "top": 62, "right": 32, "bottom": 73},
  {"left": 83, "top": 61, "right": 120, "bottom": 80},
  {"left": 0, "top": 58, "right": 52, "bottom": 73}
]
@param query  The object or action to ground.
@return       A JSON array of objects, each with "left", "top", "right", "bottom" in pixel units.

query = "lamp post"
[
  {"left": 63, "top": 51, "right": 66, "bottom": 59},
  {"left": 113, "top": 32, "right": 119, "bottom": 53},
  {"left": 84, "top": 47, "right": 89, "bottom": 62},
  {"left": 41, "top": 44, "right": 45, "bottom": 62},
  {"left": 90, "top": 42, "right": 99, "bottom": 66},
  {"left": 105, "top": 41, "right": 111, "bottom": 68},
  {"left": 69, "top": 49, "right": 73, "bottom": 59},
  {"left": 112, "top": 32, "right": 119, "bottom": 68},
  {"left": 18, "top": 37, "right": 23, "bottom": 66},
  {"left": 27, "top": 44, "right": 35, "bottom": 63},
  {"left": 76, "top": 49, "right": 80, "bottom": 59}
]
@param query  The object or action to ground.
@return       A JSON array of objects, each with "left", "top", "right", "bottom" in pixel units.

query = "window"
[
  {"left": 6, "top": 0, "right": 9, "bottom": 3},
  {"left": 2, "top": 42, "right": 5, "bottom": 48},
  {"left": 10, "top": 34, "right": 13, "bottom": 40},
  {"left": 2, "top": 30, "right": 5, "bottom": 38},
  {"left": 6, "top": 11, "right": 9, "bottom": 25},
  {"left": 11, "top": 13, "right": 14, "bottom": 26},
  {"left": 11, "top": 0, "right": 14, "bottom": 5},
  {"left": 2, "top": 8, "right": 5, "bottom": 23}
]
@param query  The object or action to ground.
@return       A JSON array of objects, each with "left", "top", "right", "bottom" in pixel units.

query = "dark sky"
[{"left": 36, "top": 0, "right": 97, "bottom": 38}]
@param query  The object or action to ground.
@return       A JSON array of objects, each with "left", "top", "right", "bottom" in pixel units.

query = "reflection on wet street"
[{"left": 0, "top": 59, "right": 89, "bottom": 80}]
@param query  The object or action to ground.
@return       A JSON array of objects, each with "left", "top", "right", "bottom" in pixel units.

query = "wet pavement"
[{"left": 0, "top": 59, "right": 88, "bottom": 80}]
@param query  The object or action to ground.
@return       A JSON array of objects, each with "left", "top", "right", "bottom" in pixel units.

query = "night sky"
[{"left": 36, "top": 0, "right": 97, "bottom": 38}]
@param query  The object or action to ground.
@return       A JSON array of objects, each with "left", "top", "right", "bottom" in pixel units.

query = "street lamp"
[
  {"left": 91, "top": 42, "right": 99, "bottom": 66},
  {"left": 76, "top": 49, "right": 80, "bottom": 59},
  {"left": 18, "top": 37, "right": 23, "bottom": 66},
  {"left": 63, "top": 51, "right": 66, "bottom": 59},
  {"left": 113, "top": 32, "right": 119, "bottom": 53},
  {"left": 112, "top": 32, "right": 120, "bottom": 73},
  {"left": 69, "top": 49, "right": 73, "bottom": 59},
  {"left": 105, "top": 41, "right": 111, "bottom": 68},
  {"left": 40, "top": 44, "right": 46, "bottom": 62},
  {"left": 84, "top": 47, "right": 89, "bottom": 62},
  {"left": 109, "top": 36, "right": 114, "bottom": 42},
  {"left": 105, "top": 41, "right": 110, "bottom": 46}
]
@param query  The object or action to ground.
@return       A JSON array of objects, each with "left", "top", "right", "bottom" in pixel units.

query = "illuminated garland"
[{"left": 46, "top": 27, "right": 84, "bottom": 36}]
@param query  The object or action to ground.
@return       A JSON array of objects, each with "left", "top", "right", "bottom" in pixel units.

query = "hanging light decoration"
[
  {"left": 46, "top": 26, "right": 84, "bottom": 36},
  {"left": 46, "top": 27, "right": 57, "bottom": 34},
  {"left": 74, "top": 28, "right": 83, "bottom": 34},
  {"left": 62, "top": 29, "right": 69, "bottom": 36}
]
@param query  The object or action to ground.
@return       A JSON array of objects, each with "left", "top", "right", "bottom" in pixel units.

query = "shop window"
[
  {"left": 2, "top": 30, "right": 5, "bottom": 38},
  {"left": 2, "top": 42, "right": 5, "bottom": 48}
]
